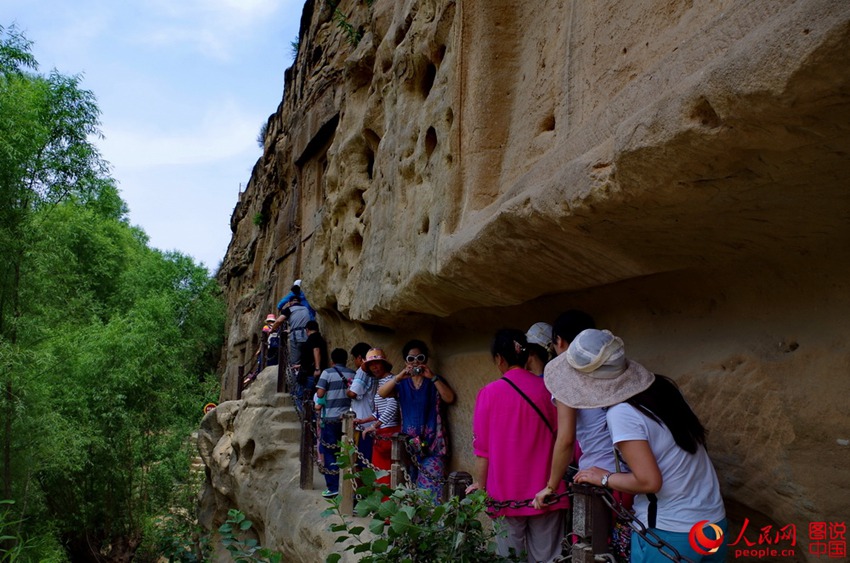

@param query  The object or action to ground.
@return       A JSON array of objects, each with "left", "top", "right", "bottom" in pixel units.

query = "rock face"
[
  {"left": 208, "top": 0, "right": 850, "bottom": 559},
  {"left": 197, "top": 369, "right": 358, "bottom": 562}
]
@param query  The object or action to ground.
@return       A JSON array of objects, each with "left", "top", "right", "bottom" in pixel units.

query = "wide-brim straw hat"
[
  {"left": 544, "top": 329, "right": 654, "bottom": 409},
  {"left": 363, "top": 348, "right": 393, "bottom": 372}
]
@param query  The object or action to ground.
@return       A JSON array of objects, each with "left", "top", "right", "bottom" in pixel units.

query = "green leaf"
[
  {"left": 377, "top": 500, "right": 398, "bottom": 519},
  {"left": 326, "top": 555, "right": 342, "bottom": 563},
  {"left": 371, "top": 538, "right": 389, "bottom": 553},
  {"left": 239, "top": 519, "right": 253, "bottom": 530},
  {"left": 353, "top": 542, "right": 372, "bottom": 554},
  {"left": 349, "top": 526, "right": 364, "bottom": 536},
  {"left": 369, "top": 518, "right": 386, "bottom": 535}
]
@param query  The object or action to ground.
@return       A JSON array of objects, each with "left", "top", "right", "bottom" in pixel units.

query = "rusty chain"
[
  {"left": 479, "top": 485, "right": 694, "bottom": 563},
  {"left": 484, "top": 489, "right": 573, "bottom": 511},
  {"left": 400, "top": 434, "right": 449, "bottom": 487},
  {"left": 596, "top": 487, "right": 695, "bottom": 563}
]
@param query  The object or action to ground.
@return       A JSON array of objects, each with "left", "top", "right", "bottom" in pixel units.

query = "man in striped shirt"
[{"left": 315, "top": 348, "right": 355, "bottom": 497}]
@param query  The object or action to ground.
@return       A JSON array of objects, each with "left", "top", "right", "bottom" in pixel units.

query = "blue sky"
[{"left": 2, "top": 0, "right": 302, "bottom": 272}]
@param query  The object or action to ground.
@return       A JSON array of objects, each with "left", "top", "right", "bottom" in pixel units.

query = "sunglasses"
[{"left": 405, "top": 354, "right": 427, "bottom": 363}]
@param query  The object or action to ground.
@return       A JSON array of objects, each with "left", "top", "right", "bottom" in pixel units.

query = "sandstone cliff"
[{"left": 206, "top": 0, "right": 850, "bottom": 559}]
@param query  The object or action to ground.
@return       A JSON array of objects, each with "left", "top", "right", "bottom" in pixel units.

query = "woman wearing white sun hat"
[{"left": 545, "top": 328, "right": 727, "bottom": 562}]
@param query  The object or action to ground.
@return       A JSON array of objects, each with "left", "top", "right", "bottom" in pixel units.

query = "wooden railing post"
[
  {"left": 591, "top": 486, "right": 612, "bottom": 555},
  {"left": 390, "top": 434, "right": 405, "bottom": 488},
  {"left": 570, "top": 483, "right": 612, "bottom": 560},
  {"left": 447, "top": 471, "right": 473, "bottom": 500},
  {"left": 339, "top": 411, "right": 356, "bottom": 516},
  {"left": 299, "top": 399, "right": 315, "bottom": 490},
  {"left": 237, "top": 365, "right": 244, "bottom": 400},
  {"left": 276, "top": 355, "right": 285, "bottom": 394},
  {"left": 259, "top": 339, "right": 268, "bottom": 371}
]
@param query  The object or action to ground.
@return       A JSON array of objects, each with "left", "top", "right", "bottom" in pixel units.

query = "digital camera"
[{"left": 412, "top": 366, "right": 424, "bottom": 376}]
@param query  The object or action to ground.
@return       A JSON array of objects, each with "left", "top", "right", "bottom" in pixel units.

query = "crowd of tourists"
[{"left": 252, "top": 281, "right": 726, "bottom": 563}]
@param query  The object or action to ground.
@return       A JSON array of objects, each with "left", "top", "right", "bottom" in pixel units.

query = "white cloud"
[
  {"left": 100, "top": 99, "right": 260, "bottom": 169},
  {"left": 131, "top": 0, "right": 296, "bottom": 61}
]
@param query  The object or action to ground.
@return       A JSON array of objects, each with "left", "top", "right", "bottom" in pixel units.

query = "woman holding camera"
[{"left": 378, "top": 339, "right": 455, "bottom": 499}]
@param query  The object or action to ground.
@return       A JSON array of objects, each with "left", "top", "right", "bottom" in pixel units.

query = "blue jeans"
[
  {"left": 630, "top": 519, "right": 728, "bottom": 562},
  {"left": 295, "top": 375, "right": 315, "bottom": 408},
  {"left": 320, "top": 420, "right": 343, "bottom": 493}
]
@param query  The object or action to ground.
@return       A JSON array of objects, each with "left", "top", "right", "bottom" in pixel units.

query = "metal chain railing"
[
  {"left": 484, "top": 489, "right": 572, "bottom": 511},
  {"left": 400, "top": 434, "right": 449, "bottom": 487},
  {"left": 597, "top": 487, "right": 695, "bottom": 563}
]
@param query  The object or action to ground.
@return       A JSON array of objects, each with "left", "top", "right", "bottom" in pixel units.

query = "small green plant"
[
  {"left": 333, "top": 9, "right": 363, "bottom": 47},
  {"left": 257, "top": 121, "right": 268, "bottom": 149},
  {"left": 0, "top": 500, "right": 32, "bottom": 562},
  {"left": 219, "top": 509, "right": 283, "bottom": 563},
  {"left": 322, "top": 444, "right": 519, "bottom": 562},
  {"left": 252, "top": 212, "right": 266, "bottom": 226},
  {"left": 324, "top": 0, "right": 372, "bottom": 47},
  {"left": 290, "top": 35, "right": 300, "bottom": 60}
]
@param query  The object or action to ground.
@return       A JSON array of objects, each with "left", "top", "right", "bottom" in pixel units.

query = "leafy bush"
[
  {"left": 135, "top": 470, "right": 209, "bottom": 563},
  {"left": 219, "top": 509, "right": 282, "bottom": 563},
  {"left": 322, "top": 444, "right": 519, "bottom": 562}
]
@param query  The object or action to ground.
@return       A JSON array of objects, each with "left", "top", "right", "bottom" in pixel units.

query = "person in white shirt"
[
  {"left": 548, "top": 329, "right": 727, "bottom": 563},
  {"left": 347, "top": 342, "right": 377, "bottom": 466}
]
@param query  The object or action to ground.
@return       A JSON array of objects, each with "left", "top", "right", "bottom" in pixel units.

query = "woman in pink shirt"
[{"left": 469, "top": 329, "right": 569, "bottom": 562}]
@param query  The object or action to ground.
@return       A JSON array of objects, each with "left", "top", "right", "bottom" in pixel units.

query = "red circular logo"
[
  {"left": 688, "top": 520, "right": 724, "bottom": 555},
  {"left": 203, "top": 402, "right": 217, "bottom": 414}
]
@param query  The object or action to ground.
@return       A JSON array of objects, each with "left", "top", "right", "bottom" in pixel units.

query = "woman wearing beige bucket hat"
[
  {"left": 361, "top": 348, "right": 400, "bottom": 482},
  {"left": 547, "top": 329, "right": 727, "bottom": 562}
]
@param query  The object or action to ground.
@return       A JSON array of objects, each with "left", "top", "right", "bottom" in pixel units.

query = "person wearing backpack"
[
  {"left": 315, "top": 347, "right": 355, "bottom": 498},
  {"left": 276, "top": 280, "right": 317, "bottom": 321}
]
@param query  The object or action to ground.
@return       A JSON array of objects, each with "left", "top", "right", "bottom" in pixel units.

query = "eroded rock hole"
[
  {"left": 690, "top": 98, "right": 722, "bottom": 128},
  {"left": 243, "top": 439, "right": 256, "bottom": 463},
  {"left": 363, "top": 128, "right": 381, "bottom": 150},
  {"left": 354, "top": 189, "right": 366, "bottom": 218},
  {"left": 365, "top": 146, "right": 375, "bottom": 180},
  {"left": 421, "top": 62, "right": 437, "bottom": 98},
  {"left": 395, "top": 13, "right": 414, "bottom": 46},
  {"left": 425, "top": 127, "right": 437, "bottom": 159},
  {"left": 434, "top": 45, "right": 447, "bottom": 66},
  {"left": 350, "top": 231, "right": 363, "bottom": 253},
  {"left": 419, "top": 215, "right": 430, "bottom": 235},
  {"left": 540, "top": 114, "right": 556, "bottom": 132},
  {"left": 311, "top": 46, "right": 323, "bottom": 67}
]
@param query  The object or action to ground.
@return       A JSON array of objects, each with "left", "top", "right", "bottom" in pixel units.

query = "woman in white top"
[{"left": 546, "top": 329, "right": 726, "bottom": 563}]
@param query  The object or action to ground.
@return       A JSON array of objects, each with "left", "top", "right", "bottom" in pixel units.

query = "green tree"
[
  {"left": 0, "top": 25, "right": 226, "bottom": 560},
  {"left": 0, "top": 24, "right": 109, "bottom": 507}
]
